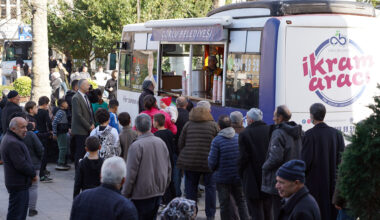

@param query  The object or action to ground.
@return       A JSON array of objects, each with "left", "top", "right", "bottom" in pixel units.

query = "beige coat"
[{"left": 122, "top": 132, "right": 171, "bottom": 200}]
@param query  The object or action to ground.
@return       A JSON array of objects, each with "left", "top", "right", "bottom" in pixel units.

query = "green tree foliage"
[
  {"left": 48, "top": 0, "right": 134, "bottom": 67},
  {"left": 337, "top": 85, "right": 380, "bottom": 220},
  {"left": 48, "top": 0, "right": 213, "bottom": 68}
]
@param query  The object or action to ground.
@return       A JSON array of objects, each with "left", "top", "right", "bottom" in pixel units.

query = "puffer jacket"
[
  {"left": 262, "top": 121, "right": 303, "bottom": 195},
  {"left": 208, "top": 127, "right": 240, "bottom": 184},
  {"left": 177, "top": 107, "right": 219, "bottom": 173}
]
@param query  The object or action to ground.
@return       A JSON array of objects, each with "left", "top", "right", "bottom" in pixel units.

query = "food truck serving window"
[{"left": 160, "top": 44, "right": 224, "bottom": 102}]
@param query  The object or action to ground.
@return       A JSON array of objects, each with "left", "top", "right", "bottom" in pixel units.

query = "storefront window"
[{"left": 225, "top": 53, "right": 260, "bottom": 109}]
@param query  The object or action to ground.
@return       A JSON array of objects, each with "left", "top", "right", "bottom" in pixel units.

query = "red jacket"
[{"left": 141, "top": 108, "right": 177, "bottom": 135}]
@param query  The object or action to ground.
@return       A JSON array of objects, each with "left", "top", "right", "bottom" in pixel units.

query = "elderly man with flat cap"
[
  {"left": 1, "top": 117, "right": 37, "bottom": 220},
  {"left": 1, "top": 90, "right": 22, "bottom": 135},
  {"left": 276, "top": 160, "right": 321, "bottom": 220}
]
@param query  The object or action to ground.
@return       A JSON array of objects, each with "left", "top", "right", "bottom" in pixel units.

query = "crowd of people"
[{"left": 0, "top": 77, "right": 350, "bottom": 220}]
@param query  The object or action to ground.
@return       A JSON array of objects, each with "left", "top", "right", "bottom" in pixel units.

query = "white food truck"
[{"left": 117, "top": 0, "right": 380, "bottom": 134}]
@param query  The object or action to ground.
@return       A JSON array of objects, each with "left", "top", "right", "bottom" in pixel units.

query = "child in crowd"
[
  {"left": 36, "top": 96, "right": 53, "bottom": 183},
  {"left": 25, "top": 101, "right": 38, "bottom": 131},
  {"left": 118, "top": 112, "right": 137, "bottom": 161},
  {"left": 160, "top": 96, "right": 178, "bottom": 123},
  {"left": 52, "top": 99, "right": 70, "bottom": 171},
  {"left": 108, "top": 99, "right": 119, "bottom": 133},
  {"left": 92, "top": 88, "right": 108, "bottom": 114},
  {"left": 73, "top": 136, "right": 104, "bottom": 198},
  {"left": 153, "top": 113, "right": 176, "bottom": 204},
  {"left": 90, "top": 108, "right": 120, "bottom": 159}
]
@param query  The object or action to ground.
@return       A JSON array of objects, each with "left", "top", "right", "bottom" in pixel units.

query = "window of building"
[
  {"left": 10, "top": 7, "right": 17, "bottom": 19},
  {"left": 0, "top": 7, "right": 5, "bottom": 19}
]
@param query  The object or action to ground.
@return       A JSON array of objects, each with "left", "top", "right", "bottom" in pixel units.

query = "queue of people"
[{"left": 0, "top": 77, "right": 346, "bottom": 220}]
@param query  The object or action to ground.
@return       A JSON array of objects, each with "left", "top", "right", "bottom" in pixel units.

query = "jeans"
[
  {"left": 57, "top": 133, "right": 68, "bottom": 165},
  {"left": 7, "top": 189, "right": 29, "bottom": 220},
  {"left": 132, "top": 196, "right": 161, "bottom": 220},
  {"left": 216, "top": 182, "right": 250, "bottom": 220},
  {"left": 337, "top": 209, "right": 355, "bottom": 220},
  {"left": 185, "top": 171, "right": 216, "bottom": 218},
  {"left": 74, "top": 135, "right": 87, "bottom": 168},
  {"left": 172, "top": 154, "right": 182, "bottom": 197},
  {"left": 29, "top": 171, "right": 39, "bottom": 210}
]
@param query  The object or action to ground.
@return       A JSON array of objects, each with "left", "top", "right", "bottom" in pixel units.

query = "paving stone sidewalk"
[{"left": 0, "top": 163, "right": 220, "bottom": 220}]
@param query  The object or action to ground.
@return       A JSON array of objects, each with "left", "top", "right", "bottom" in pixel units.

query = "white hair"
[
  {"left": 135, "top": 113, "right": 152, "bottom": 133},
  {"left": 247, "top": 108, "right": 263, "bottom": 122},
  {"left": 197, "top": 100, "right": 211, "bottom": 110},
  {"left": 230, "top": 111, "right": 244, "bottom": 124},
  {"left": 101, "top": 156, "right": 126, "bottom": 185}
]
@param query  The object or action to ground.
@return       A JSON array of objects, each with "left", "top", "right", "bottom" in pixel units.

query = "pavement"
[{"left": 0, "top": 163, "right": 220, "bottom": 220}]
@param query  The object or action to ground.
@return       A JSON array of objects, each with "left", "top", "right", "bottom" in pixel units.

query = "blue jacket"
[
  {"left": 208, "top": 127, "right": 240, "bottom": 184},
  {"left": 70, "top": 184, "right": 138, "bottom": 220}
]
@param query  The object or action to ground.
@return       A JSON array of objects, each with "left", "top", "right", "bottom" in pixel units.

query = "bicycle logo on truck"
[{"left": 302, "top": 31, "right": 374, "bottom": 107}]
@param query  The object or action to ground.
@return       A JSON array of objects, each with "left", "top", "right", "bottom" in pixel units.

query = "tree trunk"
[
  {"left": 30, "top": 0, "right": 50, "bottom": 102},
  {"left": 137, "top": 0, "right": 141, "bottom": 23}
]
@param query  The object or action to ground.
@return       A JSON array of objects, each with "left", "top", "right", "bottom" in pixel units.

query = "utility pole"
[{"left": 30, "top": 0, "right": 50, "bottom": 101}]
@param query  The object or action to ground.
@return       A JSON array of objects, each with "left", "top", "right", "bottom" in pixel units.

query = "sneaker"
[
  {"left": 55, "top": 164, "right": 70, "bottom": 171},
  {"left": 29, "top": 209, "right": 38, "bottom": 217},
  {"left": 40, "top": 176, "right": 53, "bottom": 183},
  {"left": 44, "top": 170, "right": 51, "bottom": 177},
  {"left": 63, "top": 164, "right": 71, "bottom": 169}
]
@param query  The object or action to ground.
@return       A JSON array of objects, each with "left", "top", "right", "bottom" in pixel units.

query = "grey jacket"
[
  {"left": 262, "top": 121, "right": 303, "bottom": 195},
  {"left": 71, "top": 92, "right": 94, "bottom": 135},
  {"left": 122, "top": 132, "right": 171, "bottom": 200},
  {"left": 119, "top": 126, "right": 138, "bottom": 161}
]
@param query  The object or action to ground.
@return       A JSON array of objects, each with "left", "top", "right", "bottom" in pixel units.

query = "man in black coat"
[
  {"left": 239, "top": 108, "right": 271, "bottom": 220},
  {"left": 1, "top": 117, "right": 37, "bottom": 220},
  {"left": 276, "top": 160, "right": 321, "bottom": 220},
  {"left": 302, "top": 103, "right": 345, "bottom": 220},
  {"left": 138, "top": 80, "right": 154, "bottom": 113},
  {"left": 1, "top": 90, "right": 22, "bottom": 134}
]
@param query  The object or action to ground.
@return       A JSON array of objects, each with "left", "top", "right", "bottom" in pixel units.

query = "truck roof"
[{"left": 207, "top": 0, "right": 375, "bottom": 18}]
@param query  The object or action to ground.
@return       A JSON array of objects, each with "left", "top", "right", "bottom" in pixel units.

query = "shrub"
[
  {"left": 13, "top": 76, "right": 32, "bottom": 97},
  {"left": 338, "top": 85, "right": 380, "bottom": 220},
  {"left": 88, "top": 79, "right": 98, "bottom": 89}
]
